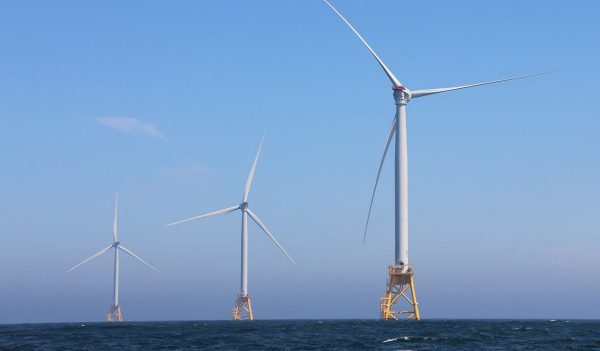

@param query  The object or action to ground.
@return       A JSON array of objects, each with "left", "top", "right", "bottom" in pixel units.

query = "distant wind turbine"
[
  {"left": 323, "top": 0, "right": 551, "bottom": 320},
  {"left": 166, "top": 137, "right": 294, "bottom": 320},
  {"left": 68, "top": 194, "right": 158, "bottom": 322}
]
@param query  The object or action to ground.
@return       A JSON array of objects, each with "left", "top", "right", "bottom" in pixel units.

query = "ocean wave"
[{"left": 383, "top": 336, "right": 412, "bottom": 343}]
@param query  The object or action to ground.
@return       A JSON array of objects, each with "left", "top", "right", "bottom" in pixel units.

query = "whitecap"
[{"left": 383, "top": 336, "right": 411, "bottom": 343}]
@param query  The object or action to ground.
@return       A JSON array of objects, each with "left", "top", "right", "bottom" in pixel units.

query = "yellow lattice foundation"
[
  {"left": 107, "top": 304, "right": 122, "bottom": 321},
  {"left": 232, "top": 293, "right": 253, "bottom": 320},
  {"left": 380, "top": 265, "right": 420, "bottom": 320}
]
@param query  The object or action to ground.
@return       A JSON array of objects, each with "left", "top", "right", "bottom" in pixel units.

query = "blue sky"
[{"left": 1, "top": 0, "right": 599, "bottom": 323}]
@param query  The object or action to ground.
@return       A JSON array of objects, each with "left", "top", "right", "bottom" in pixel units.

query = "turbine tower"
[
  {"left": 323, "top": 0, "right": 549, "bottom": 320},
  {"left": 166, "top": 137, "right": 295, "bottom": 320},
  {"left": 68, "top": 194, "right": 159, "bottom": 321}
]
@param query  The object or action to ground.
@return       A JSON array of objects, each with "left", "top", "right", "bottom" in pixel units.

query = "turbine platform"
[
  {"left": 232, "top": 293, "right": 253, "bottom": 320},
  {"left": 107, "top": 304, "right": 122, "bottom": 321},
  {"left": 380, "top": 265, "right": 420, "bottom": 320}
]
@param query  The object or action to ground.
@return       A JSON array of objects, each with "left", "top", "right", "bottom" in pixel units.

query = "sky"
[{"left": 1, "top": 0, "right": 599, "bottom": 323}]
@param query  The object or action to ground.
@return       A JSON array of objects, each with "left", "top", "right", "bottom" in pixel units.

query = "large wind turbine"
[
  {"left": 323, "top": 0, "right": 549, "bottom": 320},
  {"left": 165, "top": 137, "right": 295, "bottom": 320},
  {"left": 68, "top": 194, "right": 158, "bottom": 321}
]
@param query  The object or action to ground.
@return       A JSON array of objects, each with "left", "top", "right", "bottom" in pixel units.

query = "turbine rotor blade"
[
  {"left": 323, "top": 0, "right": 404, "bottom": 88},
  {"left": 363, "top": 116, "right": 397, "bottom": 245},
  {"left": 247, "top": 209, "right": 295, "bottom": 264},
  {"left": 113, "top": 193, "right": 118, "bottom": 242},
  {"left": 67, "top": 245, "right": 113, "bottom": 272},
  {"left": 165, "top": 205, "right": 240, "bottom": 227},
  {"left": 411, "top": 71, "right": 555, "bottom": 98},
  {"left": 243, "top": 137, "right": 265, "bottom": 202},
  {"left": 119, "top": 245, "right": 159, "bottom": 272}
]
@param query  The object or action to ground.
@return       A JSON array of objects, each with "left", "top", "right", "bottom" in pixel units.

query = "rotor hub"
[
  {"left": 392, "top": 86, "right": 411, "bottom": 103},
  {"left": 240, "top": 202, "right": 249, "bottom": 211}
]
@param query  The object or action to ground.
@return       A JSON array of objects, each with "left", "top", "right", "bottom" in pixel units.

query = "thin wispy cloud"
[
  {"left": 160, "top": 163, "right": 213, "bottom": 182},
  {"left": 94, "top": 117, "right": 167, "bottom": 141}
]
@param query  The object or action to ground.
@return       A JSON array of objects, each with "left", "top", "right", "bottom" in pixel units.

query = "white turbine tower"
[
  {"left": 68, "top": 194, "right": 159, "bottom": 322},
  {"left": 166, "top": 137, "right": 295, "bottom": 320},
  {"left": 323, "top": 0, "right": 550, "bottom": 320}
]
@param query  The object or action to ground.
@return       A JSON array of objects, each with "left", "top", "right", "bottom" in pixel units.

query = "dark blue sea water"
[{"left": 1, "top": 320, "right": 599, "bottom": 350}]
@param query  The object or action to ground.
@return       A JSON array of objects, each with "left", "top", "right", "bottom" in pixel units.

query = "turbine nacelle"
[{"left": 392, "top": 86, "right": 412, "bottom": 103}]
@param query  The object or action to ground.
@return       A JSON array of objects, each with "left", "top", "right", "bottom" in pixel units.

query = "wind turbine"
[
  {"left": 323, "top": 0, "right": 550, "bottom": 320},
  {"left": 165, "top": 137, "right": 295, "bottom": 320},
  {"left": 68, "top": 194, "right": 158, "bottom": 321}
]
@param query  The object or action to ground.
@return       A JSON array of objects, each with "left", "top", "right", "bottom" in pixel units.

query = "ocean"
[{"left": 1, "top": 319, "right": 599, "bottom": 350}]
